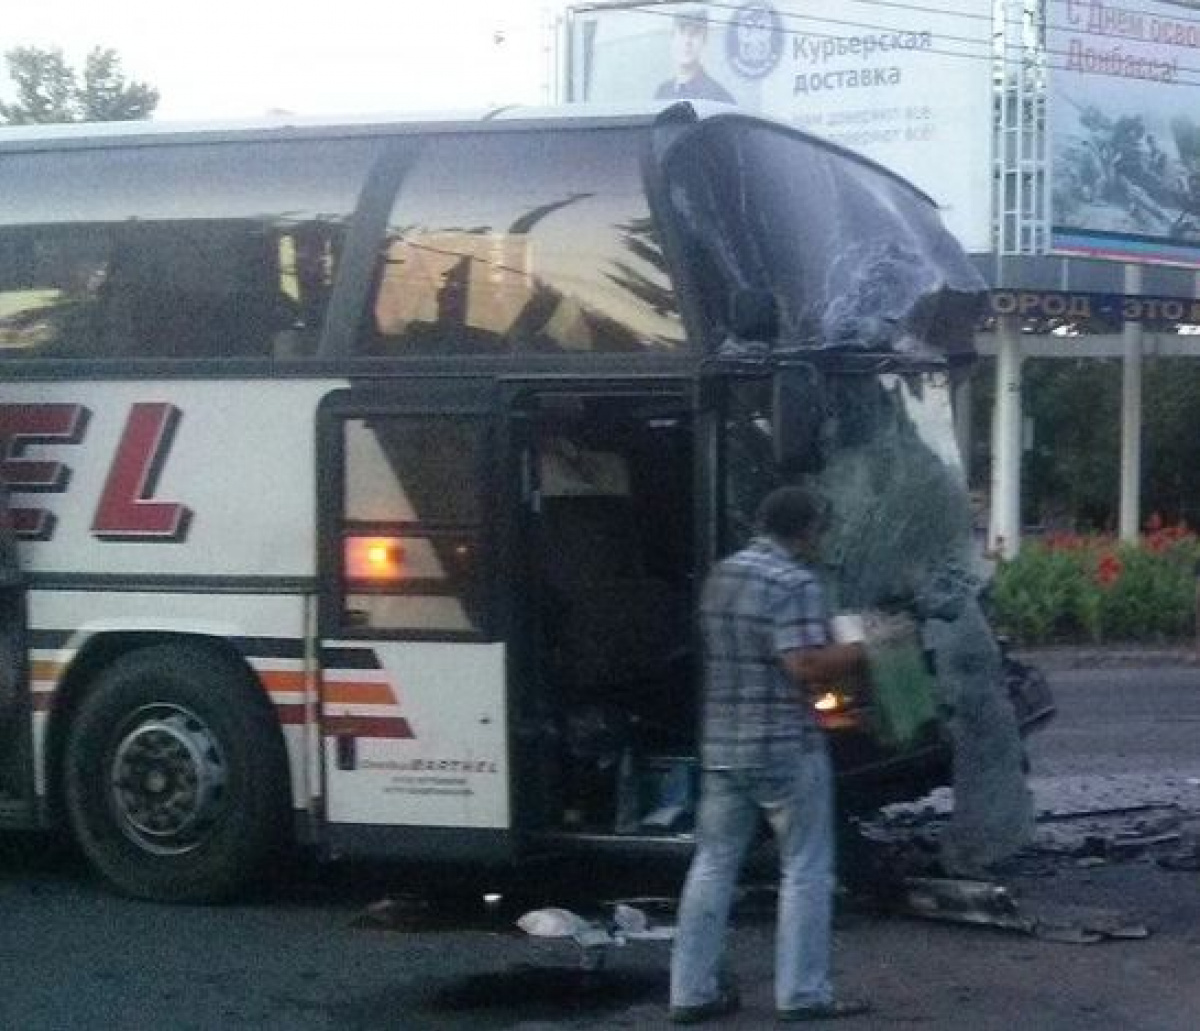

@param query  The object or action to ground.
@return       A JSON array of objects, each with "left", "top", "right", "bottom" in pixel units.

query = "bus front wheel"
[{"left": 64, "top": 644, "right": 289, "bottom": 902}]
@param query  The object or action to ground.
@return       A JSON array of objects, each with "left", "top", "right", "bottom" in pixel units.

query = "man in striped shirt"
[{"left": 670, "top": 486, "right": 870, "bottom": 1024}]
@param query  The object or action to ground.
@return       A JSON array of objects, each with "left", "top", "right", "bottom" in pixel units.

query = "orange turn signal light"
[{"left": 345, "top": 536, "right": 406, "bottom": 582}]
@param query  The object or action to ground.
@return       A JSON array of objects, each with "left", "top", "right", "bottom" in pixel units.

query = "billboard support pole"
[
  {"left": 989, "top": 315, "right": 1024, "bottom": 559},
  {"left": 1119, "top": 263, "right": 1144, "bottom": 543}
]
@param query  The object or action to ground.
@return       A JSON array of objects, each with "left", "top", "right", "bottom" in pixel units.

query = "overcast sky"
[{"left": 2, "top": 0, "right": 557, "bottom": 120}]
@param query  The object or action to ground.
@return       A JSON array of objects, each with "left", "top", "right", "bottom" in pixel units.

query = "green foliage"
[
  {"left": 1142, "top": 362, "right": 1200, "bottom": 527},
  {"left": 991, "top": 521, "right": 1200, "bottom": 645},
  {"left": 970, "top": 358, "right": 1200, "bottom": 533},
  {"left": 0, "top": 46, "right": 158, "bottom": 124},
  {"left": 990, "top": 544, "right": 1084, "bottom": 643},
  {"left": 1021, "top": 360, "right": 1119, "bottom": 529}
]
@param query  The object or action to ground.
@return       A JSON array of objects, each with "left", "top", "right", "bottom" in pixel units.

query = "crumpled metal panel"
[{"left": 816, "top": 374, "right": 1032, "bottom": 872}]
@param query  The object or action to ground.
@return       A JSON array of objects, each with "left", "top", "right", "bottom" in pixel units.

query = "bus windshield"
[
  {"left": 722, "top": 368, "right": 973, "bottom": 612},
  {"left": 661, "top": 117, "right": 984, "bottom": 355}
]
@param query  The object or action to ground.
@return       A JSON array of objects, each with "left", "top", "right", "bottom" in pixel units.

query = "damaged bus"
[{"left": 0, "top": 103, "right": 1053, "bottom": 901}]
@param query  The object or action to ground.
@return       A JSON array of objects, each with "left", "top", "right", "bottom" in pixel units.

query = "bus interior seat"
[{"left": 538, "top": 493, "right": 690, "bottom": 706}]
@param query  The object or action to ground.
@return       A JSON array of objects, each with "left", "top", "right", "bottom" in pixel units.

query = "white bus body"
[{"left": 0, "top": 104, "right": 1046, "bottom": 900}]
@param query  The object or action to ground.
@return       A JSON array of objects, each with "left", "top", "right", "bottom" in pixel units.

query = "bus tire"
[{"left": 63, "top": 643, "right": 289, "bottom": 903}]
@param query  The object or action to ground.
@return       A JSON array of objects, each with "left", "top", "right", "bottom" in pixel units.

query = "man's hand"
[{"left": 781, "top": 643, "right": 867, "bottom": 695}]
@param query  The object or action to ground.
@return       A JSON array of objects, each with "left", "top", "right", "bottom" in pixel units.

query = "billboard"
[
  {"left": 566, "top": 0, "right": 995, "bottom": 252},
  {"left": 1048, "top": 0, "right": 1200, "bottom": 266}
]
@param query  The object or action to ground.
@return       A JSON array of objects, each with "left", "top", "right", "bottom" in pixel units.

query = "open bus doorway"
[{"left": 514, "top": 390, "right": 698, "bottom": 842}]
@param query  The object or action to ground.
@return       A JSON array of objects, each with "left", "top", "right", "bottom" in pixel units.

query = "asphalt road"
[
  {"left": 1028, "top": 665, "right": 1200, "bottom": 778},
  {"left": 2, "top": 665, "right": 1200, "bottom": 1030}
]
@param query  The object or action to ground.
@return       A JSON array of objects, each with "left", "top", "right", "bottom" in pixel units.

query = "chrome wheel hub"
[{"left": 109, "top": 705, "right": 227, "bottom": 855}]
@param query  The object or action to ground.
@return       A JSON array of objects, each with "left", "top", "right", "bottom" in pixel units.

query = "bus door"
[
  {"left": 316, "top": 382, "right": 511, "bottom": 859},
  {"left": 0, "top": 479, "right": 30, "bottom": 819},
  {"left": 507, "top": 385, "right": 699, "bottom": 841}
]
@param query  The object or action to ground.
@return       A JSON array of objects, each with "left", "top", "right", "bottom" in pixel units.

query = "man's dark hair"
[{"left": 756, "top": 485, "right": 825, "bottom": 541}]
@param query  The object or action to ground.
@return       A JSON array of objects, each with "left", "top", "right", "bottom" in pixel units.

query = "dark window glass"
[
  {"left": 0, "top": 139, "right": 379, "bottom": 360},
  {"left": 341, "top": 415, "right": 487, "bottom": 635},
  {"left": 361, "top": 128, "right": 684, "bottom": 356},
  {"left": 722, "top": 379, "right": 781, "bottom": 550}
]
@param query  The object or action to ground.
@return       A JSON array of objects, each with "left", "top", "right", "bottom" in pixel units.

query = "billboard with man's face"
[
  {"left": 1047, "top": 0, "right": 1200, "bottom": 267},
  {"left": 566, "top": 0, "right": 995, "bottom": 252}
]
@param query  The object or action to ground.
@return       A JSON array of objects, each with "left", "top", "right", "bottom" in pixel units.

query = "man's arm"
[
  {"left": 781, "top": 643, "right": 867, "bottom": 698},
  {"left": 771, "top": 566, "right": 865, "bottom": 698}
]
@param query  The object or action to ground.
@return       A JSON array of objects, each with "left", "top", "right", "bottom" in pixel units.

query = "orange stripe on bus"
[
  {"left": 323, "top": 681, "right": 396, "bottom": 705},
  {"left": 257, "top": 669, "right": 307, "bottom": 694},
  {"left": 30, "top": 664, "right": 397, "bottom": 711}
]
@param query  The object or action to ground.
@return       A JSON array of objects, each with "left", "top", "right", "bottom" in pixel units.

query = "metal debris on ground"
[
  {"left": 1036, "top": 802, "right": 1178, "bottom": 823},
  {"left": 1153, "top": 815, "right": 1200, "bottom": 870},
  {"left": 1027, "top": 903, "right": 1150, "bottom": 943},
  {"left": 1034, "top": 803, "right": 1185, "bottom": 862},
  {"left": 892, "top": 876, "right": 1150, "bottom": 944},
  {"left": 516, "top": 903, "right": 674, "bottom": 970},
  {"left": 897, "top": 877, "right": 1032, "bottom": 933},
  {"left": 866, "top": 800, "right": 1192, "bottom": 872}
]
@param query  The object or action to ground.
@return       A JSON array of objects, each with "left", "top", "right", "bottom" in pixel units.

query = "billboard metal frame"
[{"left": 996, "top": 0, "right": 1050, "bottom": 258}]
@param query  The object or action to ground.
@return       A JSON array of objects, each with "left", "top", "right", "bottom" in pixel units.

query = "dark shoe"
[
  {"left": 670, "top": 989, "right": 741, "bottom": 1024},
  {"left": 778, "top": 999, "right": 871, "bottom": 1022}
]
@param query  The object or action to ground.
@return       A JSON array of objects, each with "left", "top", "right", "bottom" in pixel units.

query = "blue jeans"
[{"left": 669, "top": 747, "right": 835, "bottom": 1011}]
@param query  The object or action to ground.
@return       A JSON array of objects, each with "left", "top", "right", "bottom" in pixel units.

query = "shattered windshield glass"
[
  {"left": 662, "top": 116, "right": 985, "bottom": 356},
  {"left": 722, "top": 369, "right": 971, "bottom": 603},
  {"left": 816, "top": 371, "right": 971, "bottom": 610}
]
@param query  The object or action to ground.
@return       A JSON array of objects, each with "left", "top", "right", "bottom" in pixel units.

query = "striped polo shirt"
[{"left": 698, "top": 536, "right": 829, "bottom": 769}]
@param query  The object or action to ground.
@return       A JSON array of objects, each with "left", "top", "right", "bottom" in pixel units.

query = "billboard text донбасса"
[
  {"left": 566, "top": 0, "right": 994, "bottom": 252},
  {"left": 1048, "top": 0, "right": 1200, "bottom": 267}
]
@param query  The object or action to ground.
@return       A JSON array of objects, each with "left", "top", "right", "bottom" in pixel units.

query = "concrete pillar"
[
  {"left": 989, "top": 316, "right": 1023, "bottom": 559},
  {"left": 1119, "top": 263, "right": 1143, "bottom": 543}
]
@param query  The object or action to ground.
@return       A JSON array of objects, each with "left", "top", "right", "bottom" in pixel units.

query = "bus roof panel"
[
  {"left": 0, "top": 103, "right": 701, "bottom": 152},
  {"left": 0, "top": 102, "right": 940, "bottom": 218}
]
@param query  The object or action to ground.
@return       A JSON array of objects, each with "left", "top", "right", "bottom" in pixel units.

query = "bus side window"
[
  {"left": 274, "top": 228, "right": 338, "bottom": 359},
  {"left": 339, "top": 415, "right": 488, "bottom": 637},
  {"left": 358, "top": 130, "right": 685, "bottom": 358},
  {"left": 99, "top": 226, "right": 301, "bottom": 359},
  {"left": 0, "top": 228, "right": 112, "bottom": 358},
  {"left": 0, "top": 138, "right": 376, "bottom": 363},
  {"left": 368, "top": 235, "right": 508, "bottom": 355},
  {"left": 0, "top": 222, "right": 313, "bottom": 361}
]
